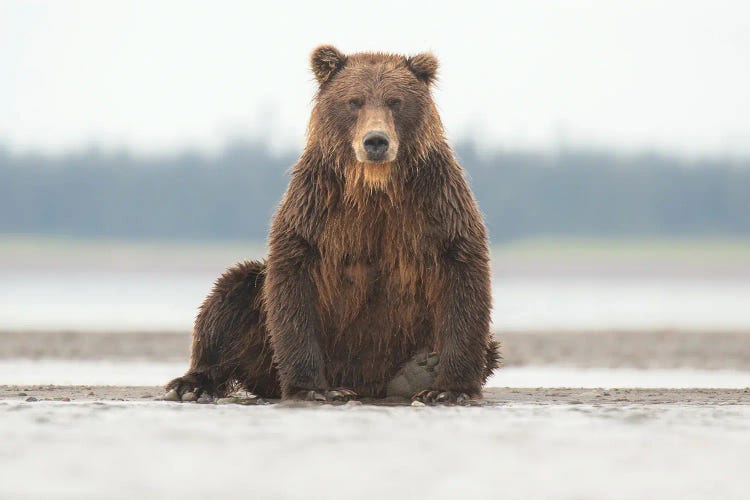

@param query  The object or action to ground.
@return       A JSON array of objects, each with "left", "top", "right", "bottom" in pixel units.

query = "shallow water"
[
  {"left": 2, "top": 359, "right": 748, "bottom": 388},
  {"left": 0, "top": 400, "right": 748, "bottom": 500}
]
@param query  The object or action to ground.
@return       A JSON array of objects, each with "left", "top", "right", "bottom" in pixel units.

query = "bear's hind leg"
[{"left": 165, "top": 260, "right": 280, "bottom": 401}]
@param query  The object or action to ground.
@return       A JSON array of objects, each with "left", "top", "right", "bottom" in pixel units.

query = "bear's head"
[{"left": 308, "top": 45, "right": 444, "bottom": 189}]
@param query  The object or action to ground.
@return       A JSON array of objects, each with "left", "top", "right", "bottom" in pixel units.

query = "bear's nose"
[{"left": 363, "top": 131, "right": 390, "bottom": 161}]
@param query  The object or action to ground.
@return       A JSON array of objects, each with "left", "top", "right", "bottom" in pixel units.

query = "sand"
[
  {"left": 2, "top": 330, "right": 750, "bottom": 499},
  {"left": 1, "top": 385, "right": 749, "bottom": 405},
  {"left": 1, "top": 388, "right": 749, "bottom": 500},
  {"left": 3, "top": 329, "right": 750, "bottom": 370}
]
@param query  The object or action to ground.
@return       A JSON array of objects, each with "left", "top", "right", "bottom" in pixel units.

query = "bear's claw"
[
  {"left": 326, "top": 388, "right": 358, "bottom": 401},
  {"left": 163, "top": 384, "right": 205, "bottom": 402},
  {"left": 291, "top": 388, "right": 358, "bottom": 402},
  {"left": 164, "top": 374, "right": 213, "bottom": 401},
  {"left": 412, "top": 390, "right": 471, "bottom": 405}
]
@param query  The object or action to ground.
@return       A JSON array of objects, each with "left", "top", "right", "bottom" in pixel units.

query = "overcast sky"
[{"left": 1, "top": 0, "right": 749, "bottom": 157}]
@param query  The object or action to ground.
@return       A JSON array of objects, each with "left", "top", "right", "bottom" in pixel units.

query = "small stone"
[
  {"left": 197, "top": 393, "right": 214, "bottom": 404},
  {"left": 25, "top": 396, "right": 38, "bottom": 402},
  {"left": 181, "top": 392, "right": 197, "bottom": 402},
  {"left": 17, "top": 392, "right": 27, "bottom": 397},
  {"left": 162, "top": 389, "right": 180, "bottom": 402},
  {"left": 88, "top": 391, "right": 95, "bottom": 396},
  {"left": 343, "top": 400, "right": 363, "bottom": 407},
  {"left": 61, "top": 397, "right": 71, "bottom": 402},
  {"left": 140, "top": 393, "right": 153, "bottom": 399},
  {"left": 411, "top": 400, "right": 426, "bottom": 407},
  {"left": 255, "top": 398, "right": 270, "bottom": 405},
  {"left": 216, "top": 397, "right": 238, "bottom": 405}
]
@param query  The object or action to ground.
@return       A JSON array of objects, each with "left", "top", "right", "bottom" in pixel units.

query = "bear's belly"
[{"left": 317, "top": 260, "right": 434, "bottom": 396}]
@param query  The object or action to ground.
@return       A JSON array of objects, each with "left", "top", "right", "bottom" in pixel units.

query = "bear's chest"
[
  {"left": 317, "top": 200, "right": 435, "bottom": 260},
  {"left": 314, "top": 201, "right": 438, "bottom": 316}
]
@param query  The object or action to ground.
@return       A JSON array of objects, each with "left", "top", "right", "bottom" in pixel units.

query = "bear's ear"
[
  {"left": 311, "top": 45, "right": 347, "bottom": 84},
  {"left": 406, "top": 52, "right": 438, "bottom": 85}
]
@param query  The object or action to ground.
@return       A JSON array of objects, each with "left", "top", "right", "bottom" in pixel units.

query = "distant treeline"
[{"left": 2, "top": 142, "right": 749, "bottom": 242}]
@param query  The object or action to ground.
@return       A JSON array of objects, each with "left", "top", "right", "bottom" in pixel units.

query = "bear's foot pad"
[
  {"left": 412, "top": 390, "right": 472, "bottom": 405},
  {"left": 386, "top": 350, "right": 440, "bottom": 398}
]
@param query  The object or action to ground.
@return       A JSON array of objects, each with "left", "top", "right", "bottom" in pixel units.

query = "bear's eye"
[
  {"left": 348, "top": 98, "right": 364, "bottom": 110},
  {"left": 387, "top": 98, "right": 402, "bottom": 110}
]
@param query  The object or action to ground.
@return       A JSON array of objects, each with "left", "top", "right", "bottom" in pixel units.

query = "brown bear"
[{"left": 166, "top": 46, "right": 500, "bottom": 404}]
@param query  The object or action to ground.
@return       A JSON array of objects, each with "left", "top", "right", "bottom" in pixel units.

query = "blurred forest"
[{"left": 2, "top": 141, "right": 749, "bottom": 242}]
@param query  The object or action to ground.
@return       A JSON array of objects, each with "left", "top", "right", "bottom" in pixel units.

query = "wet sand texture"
[
  {"left": 2, "top": 385, "right": 749, "bottom": 405},
  {"left": 2, "top": 330, "right": 750, "bottom": 370}
]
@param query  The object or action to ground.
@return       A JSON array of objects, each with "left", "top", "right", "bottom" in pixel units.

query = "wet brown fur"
[
  {"left": 168, "top": 46, "right": 499, "bottom": 399},
  {"left": 167, "top": 261, "right": 280, "bottom": 398}
]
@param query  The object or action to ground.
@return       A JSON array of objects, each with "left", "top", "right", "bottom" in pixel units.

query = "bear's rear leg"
[{"left": 165, "top": 260, "right": 281, "bottom": 401}]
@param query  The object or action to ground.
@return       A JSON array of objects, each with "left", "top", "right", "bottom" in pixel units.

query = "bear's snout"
[
  {"left": 363, "top": 131, "right": 390, "bottom": 162},
  {"left": 353, "top": 106, "right": 398, "bottom": 164}
]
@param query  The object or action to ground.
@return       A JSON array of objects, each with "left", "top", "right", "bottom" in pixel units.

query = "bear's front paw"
[
  {"left": 412, "top": 390, "right": 471, "bottom": 405},
  {"left": 164, "top": 374, "right": 215, "bottom": 403},
  {"left": 290, "top": 388, "right": 358, "bottom": 402}
]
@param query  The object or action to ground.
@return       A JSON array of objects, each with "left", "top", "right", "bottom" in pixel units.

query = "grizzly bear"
[{"left": 166, "top": 46, "right": 500, "bottom": 404}]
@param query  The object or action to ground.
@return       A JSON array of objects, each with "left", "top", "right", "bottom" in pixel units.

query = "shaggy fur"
[{"left": 167, "top": 46, "right": 499, "bottom": 400}]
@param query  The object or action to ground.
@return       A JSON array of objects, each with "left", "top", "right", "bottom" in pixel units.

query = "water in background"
[
  {"left": 1, "top": 239, "right": 749, "bottom": 332},
  {"left": 3, "top": 269, "right": 750, "bottom": 331}
]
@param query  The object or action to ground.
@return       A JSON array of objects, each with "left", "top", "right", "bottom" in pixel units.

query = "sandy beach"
[
  {"left": 3, "top": 329, "right": 750, "bottom": 369},
  {"left": 1, "top": 329, "right": 748, "bottom": 498},
  {"left": 0, "top": 320, "right": 746, "bottom": 500},
  {"left": 2, "top": 384, "right": 749, "bottom": 405},
  {"left": 1, "top": 385, "right": 749, "bottom": 500}
]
